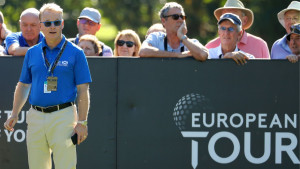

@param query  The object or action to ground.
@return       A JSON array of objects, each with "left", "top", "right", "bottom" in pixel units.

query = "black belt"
[{"left": 32, "top": 102, "right": 74, "bottom": 113}]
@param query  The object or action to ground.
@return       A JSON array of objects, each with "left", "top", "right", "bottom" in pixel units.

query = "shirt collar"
[
  {"left": 278, "top": 34, "right": 291, "bottom": 53},
  {"left": 217, "top": 44, "right": 239, "bottom": 58},
  {"left": 239, "top": 30, "right": 247, "bottom": 45},
  {"left": 42, "top": 35, "right": 66, "bottom": 50}
]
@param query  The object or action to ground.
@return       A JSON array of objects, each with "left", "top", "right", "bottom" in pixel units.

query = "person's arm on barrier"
[
  {"left": 177, "top": 22, "right": 208, "bottom": 61},
  {"left": 4, "top": 82, "right": 31, "bottom": 131},
  {"left": 286, "top": 54, "right": 300, "bottom": 63},
  {"left": 139, "top": 43, "right": 190, "bottom": 58},
  {"left": 74, "top": 83, "right": 90, "bottom": 145},
  {"left": 8, "top": 43, "right": 30, "bottom": 56},
  {"left": 223, "top": 51, "right": 250, "bottom": 65}
]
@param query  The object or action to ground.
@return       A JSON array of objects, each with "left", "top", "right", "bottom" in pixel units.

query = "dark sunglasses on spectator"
[
  {"left": 164, "top": 14, "right": 186, "bottom": 20},
  {"left": 117, "top": 40, "right": 135, "bottom": 48},
  {"left": 41, "top": 20, "right": 62, "bottom": 27},
  {"left": 219, "top": 26, "right": 235, "bottom": 32},
  {"left": 79, "top": 18, "right": 97, "bottom": 26}
]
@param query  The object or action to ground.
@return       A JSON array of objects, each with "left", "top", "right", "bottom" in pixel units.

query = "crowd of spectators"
[{"left": 0, "top": 0, "right": 299, "bottom": 63}]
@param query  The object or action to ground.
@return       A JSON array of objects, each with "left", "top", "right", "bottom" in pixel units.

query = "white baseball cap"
[{"left": 78, "top": 7, "right": 101, "bottom": 23}]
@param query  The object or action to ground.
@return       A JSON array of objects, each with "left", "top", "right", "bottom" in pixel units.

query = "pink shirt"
[{"left": 205, "top": 31, "right": 270, "bottom": 59}]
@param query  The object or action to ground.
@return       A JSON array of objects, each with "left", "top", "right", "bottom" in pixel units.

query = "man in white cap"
[
  {"left": 69, "top": 7, "right": 113, "bottom": 56},
  {"left": 205, "top": 0, "right": 270, "bottom": 59},
  {"left": 208, "top": 13, "right": 254, "bottom": 65},
  {"left": 286, "top": 23, "right": 300, "bottom": 63},
  {"left": 271, "top": 1, "right": 300, "bottom": 59}
]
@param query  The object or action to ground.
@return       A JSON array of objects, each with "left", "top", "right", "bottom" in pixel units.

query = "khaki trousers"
[{"left": 26, "top": 105, "right": 77, "bottom": 169}]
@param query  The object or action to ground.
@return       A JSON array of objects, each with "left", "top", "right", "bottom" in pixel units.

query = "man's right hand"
[{"left": 4, "top": 115, "right": 18, "bottom": 132}]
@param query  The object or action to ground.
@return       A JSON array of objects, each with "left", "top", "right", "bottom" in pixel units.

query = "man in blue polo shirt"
[
  {"left": 4, "top": 3, "right": 91, "bottom": 169},
  {"left": 5, "top": 8, "right": 44, "bottom": 56}
]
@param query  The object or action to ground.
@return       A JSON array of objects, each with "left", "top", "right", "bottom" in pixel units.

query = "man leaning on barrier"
[
  {"left": 271, "top": 1, "right": 300, "bottom": 59},
  {"left": 205, "top": 0, "right": 270, "bottom": 59},
  {"left": 5, "top": 8, "right": 44, "bottom": 56},
  {"left": 4, "top": 3, "right": 92, "bottom": 169},
  {"left": 286, "top": 23, "right": 300, "bottom": 63},
  {"left": 139, "top": 2, "right": 208, "bottom": 61},
  {"left": 208, "top": 13, "right": 255, "bottom": 65}
]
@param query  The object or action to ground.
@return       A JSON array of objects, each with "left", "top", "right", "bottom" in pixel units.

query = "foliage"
[{"left": 0, "top": 0, "right": 296, "bottom": 50}]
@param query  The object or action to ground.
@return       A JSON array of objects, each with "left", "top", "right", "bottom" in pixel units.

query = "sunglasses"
[
  {"left": 79, "top": 18, "right": 98, "bottom": 26},
  {"left": 164, "top": 14, "right": 186, "bottom": 20},
  {"left": 117, "top": 40, "right": 135, "bottom": 48},
  {"left": 41, "top": 20, "right": 62, "bottom": 27},
  {"left": 219, "top": 26, "right": 235, "bottom": 32}
]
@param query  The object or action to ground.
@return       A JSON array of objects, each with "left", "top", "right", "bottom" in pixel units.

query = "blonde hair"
[
  {"left": 39, "top": 3, "right": 63, "bottom": 20},
  {"left": 114, "top": 29, "right": 141, "bottom": 56},
  {"left": 79, "top": 34, "right": 102, "bottom": 55}
]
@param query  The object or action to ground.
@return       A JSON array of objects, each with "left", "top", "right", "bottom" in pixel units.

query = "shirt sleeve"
[
  {"left": 5, "top": 33, "right": 19, "bottom": 54},
  {"left": 142, "top": 32, "right": 160, "bottom": 48},
  {"left": 74, "top": 49, "right": 92, "bottom": 85},
  {"left": 19, "top": 49, "right": 32, "bottom": 84}
]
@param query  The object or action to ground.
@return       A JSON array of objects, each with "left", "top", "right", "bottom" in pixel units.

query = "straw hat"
[
  {"left": 277, "top": 1, "right": 300, "bottom": 28},
  {"left": 214, "top": 0, "right": 254, "bottom": 30}
]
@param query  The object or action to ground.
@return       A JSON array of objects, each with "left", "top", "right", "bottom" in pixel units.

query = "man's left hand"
[{"left": 74, "top": 123, "right": 88, "bottom": 145}]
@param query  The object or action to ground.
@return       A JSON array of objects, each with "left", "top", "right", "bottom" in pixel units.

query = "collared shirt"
[
  {"left": 205, "top": 31, "right": 270, "bottom": 59},
  {"left": 5, "top": 32, "right": 44, "bottom": 55},
  {"left": 271, "top": 34, "right": 292, "bottom": 59},
  {"left": 69, "top": 34, "right": 113, "bottom": 56},
  {"left": 19, "top": 35, "right": 92, "bottom": 107},
  {"left": 208, "top": 44, "right": 255, "bottom": 59},
  {"left": 142, "top": 32, "right": 203, "bottom": 52}
]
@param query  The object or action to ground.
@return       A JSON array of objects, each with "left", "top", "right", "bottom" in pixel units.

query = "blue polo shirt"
[
  {"left": 5, "top": 32, "right": 44, "bottom": 55},
  {"left": 19, "top": 35, "right": 92, "bottom": 107}
]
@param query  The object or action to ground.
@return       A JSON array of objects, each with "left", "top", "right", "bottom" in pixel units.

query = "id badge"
[{"left": 47, "top": 76, "right": 58, "bottom": 91}]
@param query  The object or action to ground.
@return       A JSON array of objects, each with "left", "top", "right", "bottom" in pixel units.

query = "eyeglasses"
[
  {"left": 117, "top": 40, "right": 135, "bottom": 48},
  {"left": 79, "top": 18, "right": 98, "bottom": 26},
  {"left": 164, "top": 14, "right": 186, "bottom": 20},
  {"left": 41, "top": 20, "right": 62, "bottom": 27},
  {"left": 219, "top": 26, "right": 235, "bottom": 32},
  {"left": 284, "top": 17, "right": 300, "bottom": 22}
]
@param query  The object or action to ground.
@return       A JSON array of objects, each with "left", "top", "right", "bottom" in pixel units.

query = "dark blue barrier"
[{"left": 0, "top": 57, "right": 299, "bottom": 169}]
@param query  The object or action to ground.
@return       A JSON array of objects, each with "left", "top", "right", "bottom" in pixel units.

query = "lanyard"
[
  {"left": 164, "top": 36, "right": 184, "bottom": 52},
  {"left": 42, "top": 41, "right": 68, "bottom": 75}
]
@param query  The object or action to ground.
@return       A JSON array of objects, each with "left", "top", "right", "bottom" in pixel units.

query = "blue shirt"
[
  {"left": 19, "top": 35, "right": 92, "bottom": 107},
  {"left": 5, "top": 32, "right": 44, "bottom": 55},
  {"left": 271, "top": 34, "right": 292, "bottom": 59}
]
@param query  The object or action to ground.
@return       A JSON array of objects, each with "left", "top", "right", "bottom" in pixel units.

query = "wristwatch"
[{"left": 77, "top": 120, "right": 88, "bottom": 126}]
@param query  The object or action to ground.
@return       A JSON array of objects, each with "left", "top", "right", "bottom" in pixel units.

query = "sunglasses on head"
[
  {"left": 117, "top": 40, "right": 135, "bottom": 48},
  {"left": 164, "top": 14, "right": 186, "bottom": 20},
  {"left": 79, "top": 18, "right": 97, "bottom": 26},
  {"left": 219, "top": 26, "right": 235, "bottom": 32},
  {"left": 41, "top": 20, "right": 62, "bottom": 27}
]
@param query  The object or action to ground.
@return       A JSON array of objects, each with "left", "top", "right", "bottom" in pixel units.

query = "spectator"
[
  {"left": 208, "top": 13, "right": 254, "bottom": 65},
  {"left": 145, "top": 23, "right": 166, "bottom": 39},
  {"left": 0, "top": 11, "right": 12, "bottom": 47},
  {"left": 286, "top": 24, "right": 300, "bottom": 63},
  {"left": 205, "top": 0, "right": 270, "bottom": 59},
  {"left": 78, "top": 34, "right": 102, "bottom": 56},
  {"left": 271, "top": 1, "right": 300, "bottom": 59},
  {"left": 114, "top": 29, "right": 141, "bottom": 57},
  {"left": 139, "top": 2, "right": 208, "bottom": 61},
  {"left": 68, "top": 7, "right": 113, "bottom": 56},
  {"left": 5, "top": 8, "right": 44, "bottom": 56}
]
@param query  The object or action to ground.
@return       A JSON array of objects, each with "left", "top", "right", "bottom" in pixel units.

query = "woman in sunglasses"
[
  {"left": 113, "top": 29, "right": 141, "bottom": 57},
  {"left": 78, "top": 34, "right": 102, "bottom": 56}
]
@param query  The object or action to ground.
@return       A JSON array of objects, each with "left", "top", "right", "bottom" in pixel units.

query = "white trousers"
[{"left": 26, "top": 105, "right": 77, "bottom": 169}]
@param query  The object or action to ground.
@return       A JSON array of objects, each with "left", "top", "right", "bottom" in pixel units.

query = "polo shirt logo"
[{"left": 57, "top": 61, "right": 68, "bottom": 67}]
